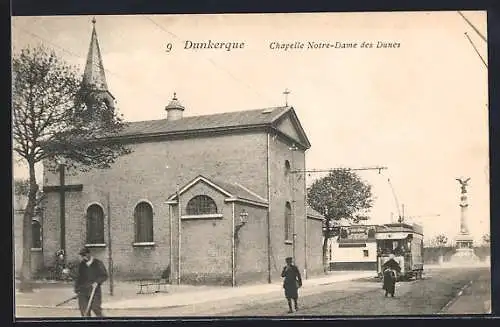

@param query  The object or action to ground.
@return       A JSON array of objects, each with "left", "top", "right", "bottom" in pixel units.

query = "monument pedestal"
[{"left": 450, "top": 233, "right": 479, "bottom": 264}]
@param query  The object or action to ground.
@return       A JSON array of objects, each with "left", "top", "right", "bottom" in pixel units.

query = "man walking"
[
  {"left": 281, "top": 257, "right": 302, "bottom": 313},
  {"left": 74, "top": 247, "right": 108, "bottom": 317}
]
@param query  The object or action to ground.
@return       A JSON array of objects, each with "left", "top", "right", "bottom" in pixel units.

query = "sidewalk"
[
  {"left": 442, "top": 272, "right": 492, "bottom": 314},
  {"left": 15, "top": 270, "right": 376, "bottom": 310},
  {"left": 102, "top": 271, "right": 375, "bottom": 309}
]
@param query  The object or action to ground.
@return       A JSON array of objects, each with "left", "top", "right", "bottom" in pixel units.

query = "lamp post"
[{"left": 232, "top": 209, "right": 248, "bottom": 286}]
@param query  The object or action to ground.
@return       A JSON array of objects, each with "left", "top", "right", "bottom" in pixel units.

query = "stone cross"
[
  {"left": 283, "top": 88, "right": 291, "bottom": 107},
  {"left": 43, "top": 163, "right": 83, "bottom": 254}
]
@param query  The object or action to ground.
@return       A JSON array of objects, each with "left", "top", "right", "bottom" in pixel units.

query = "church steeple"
[
  {"left": 81, "top": 17, "right": 115, "bottom": 113},
  {"left": 83, "top": 17, "right": 109, "bottom": 91}
]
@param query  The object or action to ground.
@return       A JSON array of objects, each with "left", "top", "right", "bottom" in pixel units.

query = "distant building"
[{"left": 327, "top": 224, "right": 378, "bottom": 270}]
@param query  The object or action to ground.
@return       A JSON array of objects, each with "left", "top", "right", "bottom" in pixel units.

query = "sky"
[{"left": 11, "top": 11, "right": 489, "bottom": 244}]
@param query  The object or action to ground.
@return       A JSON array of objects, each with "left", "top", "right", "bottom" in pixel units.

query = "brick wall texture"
[{"left": 41, "top": 114, "right": 324, "bottom": 284}]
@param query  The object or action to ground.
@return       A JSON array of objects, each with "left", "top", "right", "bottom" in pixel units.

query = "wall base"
[{"left": 329, "top": 261, "right": 377, "bottom": 271}]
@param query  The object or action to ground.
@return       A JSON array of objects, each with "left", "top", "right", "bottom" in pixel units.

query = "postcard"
[{"left": 12, "top": 11, "right": 490, "bottom": 318}]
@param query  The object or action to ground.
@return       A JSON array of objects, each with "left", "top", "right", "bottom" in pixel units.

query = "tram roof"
[{"left": 377, "top": 223, "right": 423, "bottom": 235}]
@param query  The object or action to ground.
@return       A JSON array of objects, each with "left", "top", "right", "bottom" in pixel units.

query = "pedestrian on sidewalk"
[
  {"left": 74, "top": 247, "right": 108, "bottom": 317},
  {"left": 281, "top": 257, "right": 302, "bottom": 313}
]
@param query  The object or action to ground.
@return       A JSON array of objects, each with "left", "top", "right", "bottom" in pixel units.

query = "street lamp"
[{"left": 239, "top": 210, "right": 249, "bottom": 226}]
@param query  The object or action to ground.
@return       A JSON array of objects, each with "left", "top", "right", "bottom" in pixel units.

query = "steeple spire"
[
  {"left": 80, "top": 17, "right": 115, "bottom": 115},
  {"left": 83, "top": 17, "right": 109, "bottom": 91}
]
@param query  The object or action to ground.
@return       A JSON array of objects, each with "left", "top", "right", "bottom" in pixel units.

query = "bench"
[
  {"left": 137, "top": 267, "right": 171, "bottom": 294},
  {"left": 137, "top": 278, "right": 170, "bottom": 294}
]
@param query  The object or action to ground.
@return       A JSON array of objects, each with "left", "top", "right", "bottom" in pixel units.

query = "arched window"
[
  {"left": 87, "top": 204, "right": 104, "bottom": 244},
  {"left": 32, "top": 220, "right": 42, "bottom": 249},
  {"left": 134, "top": 202, "right": 154, "bottom": 242},
  {"left": 186, "top": 195, "right": 217, "bottom": 215},
  {"left": 285, "top": 201, "right": 292, "bottom": 241}
]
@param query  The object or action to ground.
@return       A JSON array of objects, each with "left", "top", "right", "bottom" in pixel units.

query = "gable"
[
  {"left": 273, "top": 109, "right": 311, "bottom": 149},
  {"left": 276, "top": 115, "right": 303, "bottom": 143},
  {"left": 166, "top": 175, "right": 268, "bottom": 207}
]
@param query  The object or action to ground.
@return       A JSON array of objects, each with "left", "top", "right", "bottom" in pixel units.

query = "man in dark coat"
[
  {"left": 281, "top": 257, "right": 302, "bottom": 313},
  {"left": 382, "top": 254, "right": 401, "bottom": 297},
  {"left": 74, "top": 247, "right": 108, "bottom": 317}
]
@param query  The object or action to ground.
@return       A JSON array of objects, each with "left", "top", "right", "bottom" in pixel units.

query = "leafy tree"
[
  {"left": 433, "top": 234, "right": 448, "bottom": 247},
  {"left": 13, "top": 178, "right": 44, "bottom": 207},
  {"left": 307, "top": 169, "right": 374, "bottom": 272},
  {"left": 432, "top": 234, "right": 449, "bottom": 262},
  {"left": 12, "top": 46, "right": 131, "bottom": 292}
]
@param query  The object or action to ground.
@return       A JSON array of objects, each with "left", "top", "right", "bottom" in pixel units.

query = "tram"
[{"left": 375, "top": 223, "right": 424, "bottom": 281}]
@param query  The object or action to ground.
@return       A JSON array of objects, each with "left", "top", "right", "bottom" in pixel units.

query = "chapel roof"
[{"left": 120, "top": 106, "right": 290, "bottom": 136}]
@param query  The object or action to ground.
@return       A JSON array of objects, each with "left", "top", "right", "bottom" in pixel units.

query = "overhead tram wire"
[
  {"left": 12, "top": 23, "right": 171, "bottom": 107},
  {"left": 457, "top": 11, "right": 487, "bottom": 69},
  {"left": 457, "top": 11, "right": 487, "bottom": 43},
  {"left": 142, "top": 16, "right": 276, "bottom": 106},
  {"left": 464, "top": 32, "right": 488, "bottom": 69}
]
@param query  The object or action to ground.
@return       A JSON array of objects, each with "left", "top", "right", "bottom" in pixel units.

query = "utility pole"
[{"left": 289, "top": 143, "right": 299, "bottom": 264}]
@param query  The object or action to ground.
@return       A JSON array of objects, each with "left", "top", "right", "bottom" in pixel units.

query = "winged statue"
[{"left": 456, "top": 177, "right": 471, "bottom": 194}]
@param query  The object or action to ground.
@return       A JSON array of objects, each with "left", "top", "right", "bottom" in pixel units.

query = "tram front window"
[{"left": 378, "top": 239, "right": 407, "bottom": 255}]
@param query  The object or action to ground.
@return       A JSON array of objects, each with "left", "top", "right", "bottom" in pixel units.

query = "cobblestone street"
[{"left": 15, "top": 266, "right": 490, "bottom": 318}]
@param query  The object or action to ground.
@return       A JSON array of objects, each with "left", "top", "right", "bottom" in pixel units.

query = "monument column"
[{"left": 450, "top": 177, "right": 478, "bottom": 263}]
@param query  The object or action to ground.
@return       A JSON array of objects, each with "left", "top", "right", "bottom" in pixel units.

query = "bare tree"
[
  {"left": 432, "top": 234, "right": 448, "bottom": 263},
  {"left": 12, "top": 46, "right": 131, "bottom": 292}
]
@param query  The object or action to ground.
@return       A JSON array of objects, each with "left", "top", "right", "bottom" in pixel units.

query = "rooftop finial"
[
  {"left": 165, "top": 91, "right": 185, "bottom": 121},
  {"left": 92, "top": 16, "right": 96, "bottom": 25},
  {"left": 283, "top": 88, "right": 291, "bottom": 107}
]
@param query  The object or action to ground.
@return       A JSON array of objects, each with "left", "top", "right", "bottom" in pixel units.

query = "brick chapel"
[{"left": 39, "top": 20, "right": 325, "bottom": 285}]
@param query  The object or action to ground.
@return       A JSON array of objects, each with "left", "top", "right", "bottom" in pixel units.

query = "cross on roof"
[{"left": 283, "top": 88, "right": 291, "bottom": 106}]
